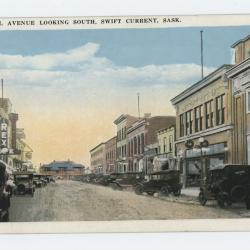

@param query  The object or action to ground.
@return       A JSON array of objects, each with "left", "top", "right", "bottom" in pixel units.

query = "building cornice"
[
  {"left": 231, "top": 34, "right": 250, "bottom": 48},
  {"left": 89, "top": 142, "right": 105, "bottom": 153},
  {"left": 171, "top": 65, "right": 232, "bottom": 105},
  {"left": 226, "top": 57, "right": 250, "bottom": 78},
  {"left": 175, "top": 124, "right": 233, "bottom": 144}
]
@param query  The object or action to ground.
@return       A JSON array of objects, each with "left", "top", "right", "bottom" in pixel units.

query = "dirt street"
[{"left": 9, "top": 180, "right": 243, "bottom": 222}]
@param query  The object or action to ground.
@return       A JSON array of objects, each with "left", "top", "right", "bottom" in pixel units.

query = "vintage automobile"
[
  {"left": 95, "top": 174, "right": 112, "bottom": 186},
  {"left": 109, "top": 172, "right": 144, "bottom": 190},
  {"left": 198, "top": 164, "right": 250, "bottom": 208},
  {"left": 33, "top": 174, "right": 45, "bottom": 188},
  {"left": 134, "top": 170, "right": 182, "bottom": 196},
  {"left": 14, "top": 172, "right": 35, "bottom": 196},
  {"left": 0, "top": 162, "right": 11, "bottom": 222}
]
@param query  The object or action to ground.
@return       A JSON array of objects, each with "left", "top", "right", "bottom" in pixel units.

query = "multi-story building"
[
  {"left": 226, "top": 34, "right": 250, "bottom": 165},
  {"left": 171, "top": 64, "right": 233, "bottom": 187},
  {"left": 105, "top": 136, "right": 116, "bottom": 173},
  {"left": 40, "top": 160, "right": 85, "bottom": 179},
  {"left": 114, "top": 114, "right": 138, "bottom": 173},
  {"left": 127, "top": 115, "right": 176, "bottom": 173},
  {"left": 155, "top": 125, "right": 176, "bottom": 171},
  {"left": 89, "top": 143, "right": 106, "bottom": 174},
  {"left": 0, "top": 98, "right": 19, "bottom": 167}
]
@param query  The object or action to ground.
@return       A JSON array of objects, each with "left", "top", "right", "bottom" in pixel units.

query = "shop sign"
[{"left": 0, "top": 118, "right": 13, "bottom": 154}]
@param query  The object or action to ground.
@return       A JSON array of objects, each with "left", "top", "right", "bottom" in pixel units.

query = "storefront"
[{"left": 185, "top": 143, "right": 227, "bottom": 187}]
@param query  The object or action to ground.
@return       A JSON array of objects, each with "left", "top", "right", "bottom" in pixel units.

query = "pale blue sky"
[{"left": 0, "top": 25, "right": 249, "bottom": 68}]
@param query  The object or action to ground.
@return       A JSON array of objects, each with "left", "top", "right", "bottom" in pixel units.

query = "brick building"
[
  {"left": 114, "top": 114, "right": 138, "bottom": 173},
  {"left": 127, "top": 115, "right": 176, "bottom": 173},
  {"left": 105, "top": 136, "right": 116, "bottom": 173}
]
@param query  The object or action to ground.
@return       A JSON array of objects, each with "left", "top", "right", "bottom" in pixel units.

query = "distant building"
[
  {"left": 114, "top": 114, "right": 138, "bottom": 173},
  {"left": 89, "top": 143, "right": 106, "bottom": 174},
  {"left": 105, "top": 136, "right": 116, "bottom": 174},
  {"left": 155, "top": 125, "right": 176, "bottom": 171},
  {"left": 40, "top": 160, "right": 85, "bottom": 179},
  {"left": 127, "top": 115, "right": 176, "bottom": 173}
]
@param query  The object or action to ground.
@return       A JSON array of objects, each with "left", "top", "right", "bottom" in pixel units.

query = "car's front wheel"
[
  {"left": 173, "top": 189, "right": 181, "bottom": 196},
  {"left": 160, "top": 186, "right": 169, "bottom": 196},
  {"left": 135, "top": 185, "right": 143, "bottom": 195}
]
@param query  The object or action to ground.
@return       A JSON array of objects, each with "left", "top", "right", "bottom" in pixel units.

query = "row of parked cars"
[
  {"left": 81, "top": 164, "right": 250, "bottom": 209},
  {"left": 0, "top": 161, "right": 56, "bottom": 222},
  {"left": 81, "top": 170, "right": 183, "bottom": 197}
]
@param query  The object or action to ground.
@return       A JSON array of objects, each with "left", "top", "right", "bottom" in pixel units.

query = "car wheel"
[
  {"left": 173, "top": 189, "right": 181, "bottom": 197},
  {"left": 2, "top": 211, "right": 9, "bottom": 222},
  {"left": 217, "top": 194, "right": 231, "bottom": 208},
  {"left": 160, "top": 186, "right": 169, "bottom": 196},
  {"left": 135, "top": 185, "right": 143, "bottom": 195},
  {"left": 198, "top": 191, "right": 207, "bottom": 206}
]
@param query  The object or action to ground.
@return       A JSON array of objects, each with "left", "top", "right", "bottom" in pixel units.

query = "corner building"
[
  {"left": 171, "top": 65, "right": 233, "bottom": 187},
  {"left": 226, "top": 34, "right": 250, "bottom": 165}
]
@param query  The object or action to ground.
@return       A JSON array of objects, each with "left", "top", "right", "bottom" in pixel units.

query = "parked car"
[
  {"left": 110, "top": 172, "right": 144, "bottom": 190},
  {"left": 33, "top": 174, "right": 44, "bottom": 188},
  {"left": 0, "top": 162, "right": 11, "bottom": 222},
  {"left": 95, "top": 174, "right": 111, "bottom": 186},
  {"left": 13, "top": 172, "right": 35, "bottom": 196},
  {"left": 198, "top": 164, "right": 250, "bottom": 208},
  {"left": 134, "top": 170, "right": 182, "bottom": 196}
]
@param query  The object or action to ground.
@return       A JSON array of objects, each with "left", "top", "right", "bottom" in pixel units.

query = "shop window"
[
  {"left": 185, "top": 110, "right": 193, "bottom": 135},
  {"left": 205, "top": 100, "right": 213, "bottom": 129},
  {"left": 180, "top": 114, "right": 185, "bottom": 137},
  {"left": 195, "top": 105, "right": 203, "bottom": 132},
  {"left": 216, "top": 94, "right": 225, "bottom": 125}
]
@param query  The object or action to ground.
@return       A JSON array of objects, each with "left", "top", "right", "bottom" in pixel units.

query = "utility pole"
[
  {"left": 137, "top": 92, "right": 140, "bottom": 118},
  {"left": 200, "top": 30, "right": 204, "bottom": 79}
]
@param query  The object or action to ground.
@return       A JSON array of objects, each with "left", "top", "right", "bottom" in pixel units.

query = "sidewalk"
[{"left": 156, "top": 187, "right": 200, "bottom": 205}]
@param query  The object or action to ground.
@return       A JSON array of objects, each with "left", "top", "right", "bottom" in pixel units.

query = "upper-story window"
[
  {"left": 169, "top": 135, "right": 173, "bottom": 152},
  {"left": 194, "top": 105, "right": 203, "bottom": 132},
  {"left": 205, "top": 100, "right": 213, "bottom": 129},
  {"left": 180, "top": 114, "right": 185, "bottom": 137},
  {"left": 185, "top": 110, "right": 193, "bottom": 135},
  {"left": 163, "top": 137, "right": 167, "bottom": 152},
  {"left": 216, "top": 94, "right": 225, "bottom": 125},
  {"left": 247, "top": 91, "right": 250, "bottom": 113}
]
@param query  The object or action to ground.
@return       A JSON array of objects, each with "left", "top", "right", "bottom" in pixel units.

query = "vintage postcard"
[{"left": 1, "top": 14, "right": 250, "bottom": 233}]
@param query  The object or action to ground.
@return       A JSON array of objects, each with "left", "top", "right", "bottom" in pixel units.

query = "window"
[
  {"left": 216, "top": 94, "right": 225, "bottom": 125},
  {"left": 163, "top": 137, "right": 167, "bottom": 152},
  {"left": 194, "top": 105, "right": 203, "bottom": 132},
  {"left": 185, "top": 110, "right": 193, "bottom": 135},
  {"left": 169, "top": 135, "right": 173, "bottom": 152},
  {"left": 247, "top": 91, "right": 250, "bottom": 113},
  {"left": 205, "top": 100, "right": 213, "bottom": 129},
  {"left": 141, "top": 133, "right": 145, "bottom": 153},
  {"left": 180, "top": 114, "right": 185, "bottom": 137}
]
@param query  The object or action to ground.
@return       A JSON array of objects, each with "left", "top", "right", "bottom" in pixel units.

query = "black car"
[
  {"left": 109, "top": 172, "right": 144, "bottom": 190},
  {"left": 14, "top": 172, "right": 35, "bottom": 196},
  {"left": 0, "top": 162, "right": 11, "bottom": 222},
  {"left": 33, "top": 174, "right": 44, "bottom": 188},
  {"left": 198, "top": 164, "right": 250, "bottom": 208},
  {"left": 134, "top": 170, "right": 182, "bottom": 196}
]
